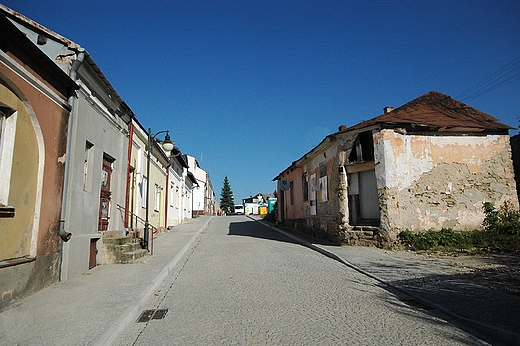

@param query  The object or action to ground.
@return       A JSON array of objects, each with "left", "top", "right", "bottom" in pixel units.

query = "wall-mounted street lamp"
[{"left": 144, "top": 128, "right": 174, "bottom": 252}]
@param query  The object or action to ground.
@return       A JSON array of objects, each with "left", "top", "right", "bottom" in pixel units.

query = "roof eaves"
[
  {"left": 0, "top": 4, "right": 81, "bottom": 50},
  {"left": 0, "top": 13, "right": 78, "bottom": 93}
]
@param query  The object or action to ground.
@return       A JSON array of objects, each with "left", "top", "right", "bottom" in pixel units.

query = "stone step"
[
  {"left": 103, "top": 236, "right": 133, "bottom": 246},
  {"left": 345, "top": 226, "right": 381, "bottom": 247},
  {"left": 113, "top": 249, "right": 148, "bottom": 264},
  {"left": 102, "top": 233, "right": 148, "bottom": 264},
  {"left": 104, "top": 243, "right": 142, "bottom": 255}
]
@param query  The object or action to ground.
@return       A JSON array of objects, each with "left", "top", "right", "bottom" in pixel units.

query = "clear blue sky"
[{"left": 4, "top": 0, "right": 520, "bottom": 201}]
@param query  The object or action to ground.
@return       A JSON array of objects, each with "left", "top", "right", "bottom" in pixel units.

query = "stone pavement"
[
  {"left": 0, "top": 216, "right": 212, "bottom": 346},
  {"left": 2, "top": 214, "right": 519, "bottom": 345},
  {"left": 254, "top": 217, "right": 520, "bottom": 346}
]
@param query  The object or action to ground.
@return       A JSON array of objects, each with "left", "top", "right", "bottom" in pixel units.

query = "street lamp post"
[{"left": 144, "top": 128, "right": 174, "bottom": 252}]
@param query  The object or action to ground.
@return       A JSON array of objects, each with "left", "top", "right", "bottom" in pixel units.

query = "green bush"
[
  {"left": 398, "top": 200, "right": 520, "bottom": 253},
  {"left": 398, "top": 228, "right": 472, "bottom": 251},
  {"left": 483, "top": 201, "right": 520, "bottom": 236}
]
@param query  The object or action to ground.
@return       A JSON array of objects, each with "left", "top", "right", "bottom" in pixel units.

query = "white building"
[{"left": 186, "top": 155, "right": 216, "bottom": 215}]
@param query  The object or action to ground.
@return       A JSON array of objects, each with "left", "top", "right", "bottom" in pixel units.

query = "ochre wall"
[{"left": 0, "top": 83, "right": 38, "bottom": 259}]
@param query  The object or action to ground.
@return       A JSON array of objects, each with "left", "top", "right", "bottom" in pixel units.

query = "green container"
[{"left": 268, "top": 198, "right": 277, "bottom": 213}]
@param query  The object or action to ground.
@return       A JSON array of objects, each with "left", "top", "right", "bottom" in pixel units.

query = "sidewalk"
[
  {"left": 254, "top": 217, "right": 520, "bottom": 346},
  {"left": 0, "top": 216, "right": 212, "bottom": 346}
]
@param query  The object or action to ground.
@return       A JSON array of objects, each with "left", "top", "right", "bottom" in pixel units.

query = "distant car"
[{"left": 234, "top": 205, "right": 244, "bottom": 214}]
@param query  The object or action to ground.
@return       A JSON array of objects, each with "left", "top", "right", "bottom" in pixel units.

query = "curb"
[{"left": 252, "top": 217, "right": 520, "bottom": 346}]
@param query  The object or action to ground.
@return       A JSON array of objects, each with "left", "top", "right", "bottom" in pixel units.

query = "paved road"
[{"left": 114, "top": 216, "right": 487, "bottom": 345}]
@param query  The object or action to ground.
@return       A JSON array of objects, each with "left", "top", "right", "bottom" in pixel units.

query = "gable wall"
[{"left": 376, "top": 129, "right": 518, "bottom": 238}]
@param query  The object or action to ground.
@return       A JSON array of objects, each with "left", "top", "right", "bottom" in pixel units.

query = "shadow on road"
[{"left": 227, "top": 219, "right": 334, "bottom": 246}]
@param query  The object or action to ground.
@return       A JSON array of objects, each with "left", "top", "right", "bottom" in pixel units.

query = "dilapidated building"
[{"left": 274, "top": 91, "right": 518, "bottom": 246}]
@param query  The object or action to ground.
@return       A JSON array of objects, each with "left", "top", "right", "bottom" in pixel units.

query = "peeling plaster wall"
[
  {"left": 278, "top": 135, "right": 355, "bottom": 244},
  {"left": 376, "top": 129, "right": 518, "bottom": 237}
]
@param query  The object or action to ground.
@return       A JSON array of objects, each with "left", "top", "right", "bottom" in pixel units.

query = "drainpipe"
[
  {"left": 58, "top": 48, "right": 85, "bottom": 281},
  {"left": 124, "top": 122, "right": 134, "bottom": 228},
  {"left": 59, "top": 48, "right": 85, "bottom": 242}
]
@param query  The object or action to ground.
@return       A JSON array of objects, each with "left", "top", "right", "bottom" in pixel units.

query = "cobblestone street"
[{"left": 115, "top": 216, "right": 487, "bottom": 345}]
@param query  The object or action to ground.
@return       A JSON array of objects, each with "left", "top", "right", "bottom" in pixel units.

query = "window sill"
[{"left": 0, "top": 256, "right": 36, "bottom": 268}]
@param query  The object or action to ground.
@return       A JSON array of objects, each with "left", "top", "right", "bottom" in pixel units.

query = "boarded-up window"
[
  {"left": 318, "top": 163, "right": 328, "bottom": 202},
  {"left": 302, "top": 172, "right": 308, "bottom": 202}
]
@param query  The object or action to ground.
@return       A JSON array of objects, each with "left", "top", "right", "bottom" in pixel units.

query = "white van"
[{"left": 234, "top": 205, "right": 244, "bottom": 214}]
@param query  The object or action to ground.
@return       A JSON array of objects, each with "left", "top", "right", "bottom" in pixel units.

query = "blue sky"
[{"left": 4, "top": 0, "right": 520, "bottom": 202}]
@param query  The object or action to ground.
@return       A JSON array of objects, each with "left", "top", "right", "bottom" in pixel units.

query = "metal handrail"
[{"left": 116, "top": 204, "right": 159, "bottom": 253}]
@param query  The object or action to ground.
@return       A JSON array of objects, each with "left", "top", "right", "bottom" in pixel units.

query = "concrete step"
[
  {"left": 111, "top": 248, "right": 148, "bottom": 264},
  {"left": 102, "top": 233, "right": 148, "bottom": 264}
]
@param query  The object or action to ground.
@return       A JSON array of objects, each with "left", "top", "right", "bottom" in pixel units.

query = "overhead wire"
[{"left": 457, "top": 56, "right": 520, "bottom": 102}]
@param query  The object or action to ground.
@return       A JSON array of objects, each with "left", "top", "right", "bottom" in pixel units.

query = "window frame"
[{"left": 0, "top": 104, "right": 17, "bottom": 209}]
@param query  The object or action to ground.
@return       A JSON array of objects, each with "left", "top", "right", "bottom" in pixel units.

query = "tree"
[{"left": 220, "top": 176, "right": 234, "bottom": 214}]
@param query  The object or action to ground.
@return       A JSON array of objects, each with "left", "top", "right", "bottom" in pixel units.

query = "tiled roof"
[
  {"left": 274, "top": 91, "right": 513, "bottom": 181},
  {"left": 346, "top": 91, "right": 514, "bottom": 132}
]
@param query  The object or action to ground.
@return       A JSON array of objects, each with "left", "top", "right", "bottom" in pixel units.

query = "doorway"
[
  {"left": 89, "top": 238, "right": 99, "bottom": 269},
  {"left": 348, "top": 169, "right": 380, "bottom": 226}
]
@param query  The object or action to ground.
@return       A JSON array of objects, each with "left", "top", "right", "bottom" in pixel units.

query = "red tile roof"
[{"left": 346, "top": 91, "right": 514, "bottom": 133}]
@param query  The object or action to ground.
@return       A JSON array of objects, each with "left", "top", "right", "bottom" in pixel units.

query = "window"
[
  {"left": 175, "top": 186, "right": 180, "bottom": 209},
  {"left": 141, "top": 176, "right": 147, "bottom": 209},
  {"left": 83, "top": 141, "right": 94, "bottom": 191},
  {"left": 154, "top": 184, "right": 161, "bottom": 211},
  {"left": 290, "top": 181, "right": 294, "bottom": 205},
  {"left": 0, "top": 103, "right": 16, "bottom": 208},
  {"left": 302, "top": 172, "right": 308, "bottom": 202},
  {"left": 318, "top": 163, "right": 328, "bottom": 202},
  {"left": 170, "top": 182, "right": 175, "bottom": 207},
  {"left": 348, "top": 131, "right": 374, "bottom": 163}
]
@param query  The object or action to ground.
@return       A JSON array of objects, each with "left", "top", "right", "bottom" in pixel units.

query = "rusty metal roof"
[{"left": 346, "top": 91, "right": 514, "bottom": 133}]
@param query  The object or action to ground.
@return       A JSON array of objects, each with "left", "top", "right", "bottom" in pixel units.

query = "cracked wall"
[{"left": 376, "top": 129, "right": 518, "bottom": 237}]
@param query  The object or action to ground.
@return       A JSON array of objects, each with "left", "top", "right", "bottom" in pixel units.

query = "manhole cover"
[{"left": 136, "top": 309, "right": 168, "bottom": 323}]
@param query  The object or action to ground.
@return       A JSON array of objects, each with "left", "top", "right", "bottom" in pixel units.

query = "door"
[
  {"left": 348, "top": 169, "right": 380, "bottom": 226},
  {"left": 358, "top": 169, "right": 380, "bottom": 223},
  {"left": 98, "top": 155, "right": 114, "bottom": 231},
  {"left": 89, "top": 238, "right": 98, "bottom": 269}
]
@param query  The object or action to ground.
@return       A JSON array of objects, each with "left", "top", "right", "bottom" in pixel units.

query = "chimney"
[
  {"left": 383, "top": 106, "right": 394, "bottom": 113},
  {"left": 338, "top": 125, "right": 347, "bottom": 131}
]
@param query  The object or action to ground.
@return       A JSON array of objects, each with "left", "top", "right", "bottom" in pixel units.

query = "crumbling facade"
[{"left": 274, "top": 91, "right": 518, "bottom": 246}]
